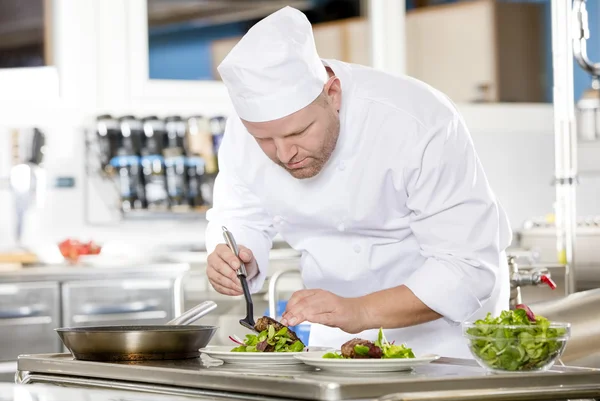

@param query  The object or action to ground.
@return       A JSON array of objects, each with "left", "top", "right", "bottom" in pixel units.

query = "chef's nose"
[{"left": 275, "top": 138, "right": 298, "bottom": 164}]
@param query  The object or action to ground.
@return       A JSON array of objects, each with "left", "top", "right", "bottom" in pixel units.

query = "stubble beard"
[{"left": 280, "top": 115, "right": 340, "bottom": 179}]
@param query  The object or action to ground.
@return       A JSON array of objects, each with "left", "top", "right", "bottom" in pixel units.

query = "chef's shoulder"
[{"left": 350, "top": 63, "right": 459, "bottom": 131}]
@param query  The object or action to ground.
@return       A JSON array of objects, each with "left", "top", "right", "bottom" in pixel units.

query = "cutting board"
[{"left": 0, "top": 251, "right": 38, "bottom": 265}]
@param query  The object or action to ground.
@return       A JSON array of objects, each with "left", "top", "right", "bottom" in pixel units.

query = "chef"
[{"left": 204, "top": 6, "right": 512, "bottom": 358}]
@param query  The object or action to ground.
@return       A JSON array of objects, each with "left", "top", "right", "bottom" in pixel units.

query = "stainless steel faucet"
[
  {"left": 508, "top": 255, "right": 557, "bottom": 308},
  {"left": 268, "top": 268, "right": 301, "bottom": 319}
]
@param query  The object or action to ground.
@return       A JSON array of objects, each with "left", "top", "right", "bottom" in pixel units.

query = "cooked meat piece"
[
  {"left": 341, "top": 339, "right": 383, "bottom": 359},
  {"left": 256, "top": 340, "right": 275, "bottom": 352},
  {"left": 254, "top": 316, "right": 304, "bottom": 345}
]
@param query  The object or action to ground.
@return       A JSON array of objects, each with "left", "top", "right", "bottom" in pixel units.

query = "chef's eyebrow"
[{"left": 285, "top": 121, "right": 314, "bottom": 137}]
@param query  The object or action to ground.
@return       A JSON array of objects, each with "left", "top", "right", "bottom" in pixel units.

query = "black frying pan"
[{"left": 55, "top": 301, "right": 218, "bottom": 361}]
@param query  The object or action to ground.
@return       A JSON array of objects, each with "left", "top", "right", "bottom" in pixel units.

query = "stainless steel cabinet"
[
  {"left": 61, "top": 279, "right": 175, "bottom": 327},
  {"left": 0, "top": 282, "right": 61, "bottom": 361}
]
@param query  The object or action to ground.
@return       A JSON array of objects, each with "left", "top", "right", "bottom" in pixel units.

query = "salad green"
[
  {"left": 322, "top": 328, "right": 415, "bottom": 359},
  {"left": 465, "top": 305, "right": 568, "bottom": 372},
  {"left": 230, "top": 325, "right": 305, "bottom": 353}
]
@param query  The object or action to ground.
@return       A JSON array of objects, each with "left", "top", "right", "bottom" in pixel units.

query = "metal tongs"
[{"left": 222, "top": 226, "right": 256, "bottom": 332}]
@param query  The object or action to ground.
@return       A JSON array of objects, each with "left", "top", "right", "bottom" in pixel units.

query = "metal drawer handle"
[
  {"left": 0, "top": 304, "right": 46, "bottom": 319},
  {"left": 80, "top": 299, "right": 160, "bottom": 315}
]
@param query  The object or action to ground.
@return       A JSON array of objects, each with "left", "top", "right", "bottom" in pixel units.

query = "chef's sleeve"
[
  {"left": 205, "top": 119, "right": 277, "bottom": 294},
  {"left": 402, "top": 114, "right": 511, "bottom": 324}
]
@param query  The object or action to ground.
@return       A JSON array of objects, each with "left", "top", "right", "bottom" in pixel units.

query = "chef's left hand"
[{"left": 280, "top": 289, "right": 365, "bottom": 334}]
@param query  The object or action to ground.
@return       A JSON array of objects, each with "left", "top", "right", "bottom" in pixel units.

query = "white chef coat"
[{"left": 205, "top": 59, "right": 512, "bottom": 358}]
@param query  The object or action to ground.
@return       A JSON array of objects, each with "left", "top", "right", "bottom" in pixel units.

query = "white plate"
[
  {"left": 200, "top": 346, "right": 330, "bottom": 365},
  {"left": 293, "top": 351, "right": 441, "bottom": 372}
]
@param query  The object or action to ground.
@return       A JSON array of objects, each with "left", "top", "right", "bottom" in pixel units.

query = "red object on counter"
[
  {"left": 540, "top": 274, "right": 557, "bottom": 290},
  {"left": 58, "top": 238, "right": 101, "bottom": 263}
]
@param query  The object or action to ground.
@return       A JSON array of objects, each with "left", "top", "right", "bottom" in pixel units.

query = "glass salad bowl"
[{"left": 462, "top": 321, "right": 571, "bottom": 373}]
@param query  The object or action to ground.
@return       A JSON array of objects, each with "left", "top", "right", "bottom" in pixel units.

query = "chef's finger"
[
  {"left": 215, "top": 243, "right": 238, "bottom": 262},
  {"left": 212, "top": 255, "right": 241, "bottom": 282},
  {"left": 210, "top": 279, "right": 243, "bottom": 296},
  {"left": 216, "top": 243, "right": 247, "bottom": 271},
  {"left": 282, "top": 296, "right": 322, "bottom": 326},
  {"left": 209, "top": 260, "right": 243, "bottom": 292},
  {"left": 207, "top": 265, "right": 243, "bottom": 295},
  {"left": 283, "top": 307, "right": 334, "bottom": 328},
  {"left": 237, "top": 246, "right": 254, "bottom": 263},
  {"left": 285, "top": 289, "right": 317, "bottom": 309},
  {"left": 281, "top": 309, "right": 309, "bottom": 327}
]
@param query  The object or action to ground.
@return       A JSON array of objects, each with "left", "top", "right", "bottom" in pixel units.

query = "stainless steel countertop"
[
  {"left": 0, "top": 263, "right": 191, "bottom": 282},
  {"left": 16, "top": 353, "right": 600, "bottom": 401},
  {"left": 0, "top": 383, "right": 210, "bottom": 401}
]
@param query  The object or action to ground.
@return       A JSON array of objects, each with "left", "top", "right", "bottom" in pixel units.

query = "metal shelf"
[{"left": 121, "top": 207, "right": 209, "bottom": 221}]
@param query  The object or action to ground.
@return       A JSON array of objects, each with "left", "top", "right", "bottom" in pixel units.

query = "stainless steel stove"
[{"left": 15, "top": 353, "right": 600, "bottom": 401}]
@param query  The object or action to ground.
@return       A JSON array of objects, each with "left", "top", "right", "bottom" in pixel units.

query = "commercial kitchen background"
[{"left": 1, "top": 0, "right": 599, "bottom": 380}]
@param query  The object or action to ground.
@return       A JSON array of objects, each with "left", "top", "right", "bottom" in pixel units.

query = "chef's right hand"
[{"left": 207, "top": 244, "right": 258, "bottom": 296}]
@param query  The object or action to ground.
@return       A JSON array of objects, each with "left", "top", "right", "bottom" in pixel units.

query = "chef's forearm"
[{"left": 357, "top": 285, "right": 442, "bottom": 330}]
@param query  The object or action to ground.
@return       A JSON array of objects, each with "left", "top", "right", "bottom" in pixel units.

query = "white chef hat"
[{"left": 217, "top": 6, "right": 328, "bottom": 122}]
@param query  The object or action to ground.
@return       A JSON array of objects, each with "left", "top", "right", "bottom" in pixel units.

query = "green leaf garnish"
[
  {"left": 229, "top": 325, "right": 304, "bottom": 353},
  {"left": 354, "top": 345, "right": 370, "bottom": 356}
]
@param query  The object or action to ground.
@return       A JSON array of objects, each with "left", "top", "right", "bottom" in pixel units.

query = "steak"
[
  {"left": 341, "top": 339, "right": 383, "bottom": 359},
  {"left": 254, "top": 316, "right": 304, "bottom": 345},
  {"left": 256, "top": 340, "right": 275, "bottom": 352}
]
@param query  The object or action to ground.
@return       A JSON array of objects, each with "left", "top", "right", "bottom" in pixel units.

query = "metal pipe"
[
  {"left": 572, "top": 0, "right": 600, "bottom": 77},
  {"left": 551, "top": 0, "right": 578, "bottom": 295},
  {"left": 268, "top": 268, "right": 301, "bottom": 319},
  {"left": 368, "top": 0, "right": 406, "bottom": 75}
]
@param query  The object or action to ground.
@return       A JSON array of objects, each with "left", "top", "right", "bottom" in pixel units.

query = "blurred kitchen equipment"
[
  {"left": 163, "top": 116, "right": 188, "bottom": 209},
  {"left": 507, "top": 255, "right": 557, "bottom": 309},
  {"left": 140, "top": 116, "right": 169, "bottom": 210},
  {"left": 115, "top": 116, "right": 146, "bottom": 211},
  {"left": 209, "top": 116, "right": 226, "bottom": 165},
  {"left": 186, "top": 115, "right": 216, "bottom": 172},
  {"left": 531, "top": 287, "right": 600, "bottom": 367},
  {"left": 0, "top": 282, "right": 61, "bottom": 362},
  {"left": 221, "top": 226, "right": 255, "bottom": 331},
  {"left": 573, "top": 0, "right": 600, "bottom": 141},
  {"left": 95, "top": 115, "right": 120, "bottom": 172},
  {"left": 184, "top": 116, "right": 209, "bottom": 208},
  {"left": 56, "top": 300, "right": 218, "bottom": 361},
  {"left": 552, "top": 0, "right": 578, "bottom": 296},
  {"left": 9, "top": 127, "right": 46, "bottom": 249},
  {"left": 519, "top": 218, "right": 600, "bottom": 291}
]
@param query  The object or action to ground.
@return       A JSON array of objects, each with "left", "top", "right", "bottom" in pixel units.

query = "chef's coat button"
[
  {"left": 337, "top": 223, "right": 345, "bottom": 232},
  {"left": 337, "top": 161, "right": 346, "bottom": 171},
  {"left": 353, "top": 244, "right": 361, "bottom": 253},
  {"left": 273, "top": 215, "right": 282, "bottom": 224}
]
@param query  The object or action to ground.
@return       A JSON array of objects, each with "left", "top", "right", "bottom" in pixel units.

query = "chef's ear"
[{"left": 324, "top": 76, "right": 342, "bottom": 112}]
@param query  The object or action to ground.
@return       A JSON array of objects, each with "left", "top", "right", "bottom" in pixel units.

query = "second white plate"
[{"left": 293, "top": 351, "right": 441, "bottom": 372}]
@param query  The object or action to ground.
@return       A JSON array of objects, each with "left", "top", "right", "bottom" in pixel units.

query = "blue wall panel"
[
  {"left": 148, "top": 0, "right": 600, "bottom": 102},
  {"left": 148, "top": 22, "right": 245, "bottom": 80}
]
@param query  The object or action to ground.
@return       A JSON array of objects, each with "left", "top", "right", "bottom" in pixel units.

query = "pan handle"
[{"left": 167, "top": 300, "right": 217, "bottom": 326}]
